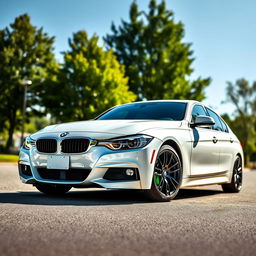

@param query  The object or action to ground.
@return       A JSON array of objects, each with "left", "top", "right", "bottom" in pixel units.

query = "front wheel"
[
  {"left": 145, "top": 145, "right": 183, "bottom": 202},
  {"left": 222, "top": 156, "right": 242, "bottom": 193},
  {"left": 35, "top": 183, "right": 72, "bottom": 196}
]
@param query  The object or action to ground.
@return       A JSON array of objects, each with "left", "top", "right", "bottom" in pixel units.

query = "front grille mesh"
[
  {"left": 36, "top": 138, "right": 90, "bottom": 153},
  {"left": 36, "top": 139, "right": 57, "bottom": 153},
  {"left": 61, "top": 139, "right": 90, "bottom": 153}
]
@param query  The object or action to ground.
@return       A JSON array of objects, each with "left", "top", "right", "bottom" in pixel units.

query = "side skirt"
[{"left": 181, "top": 171, "right": 229, "bottom": 188}]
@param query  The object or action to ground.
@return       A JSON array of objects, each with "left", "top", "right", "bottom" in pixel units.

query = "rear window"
[{"left": 97, "top": 102, "right": 187, "bottom": 121}]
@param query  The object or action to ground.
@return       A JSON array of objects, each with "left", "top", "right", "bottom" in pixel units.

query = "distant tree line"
[
  {"left": 0, "top": 0, "right": 254, "bottom": 164},
  {"left": 222, "top": 79, "right": 256, "bottom": 165}
]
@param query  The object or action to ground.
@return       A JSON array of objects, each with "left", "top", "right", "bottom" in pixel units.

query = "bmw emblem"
[{"left": 60, "top": 132, "right": 69, "bottom": 137}]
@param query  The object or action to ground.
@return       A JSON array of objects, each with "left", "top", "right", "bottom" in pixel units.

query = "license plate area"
[{"left": 47, "top": 155, "right": 69, "bottom": 170}]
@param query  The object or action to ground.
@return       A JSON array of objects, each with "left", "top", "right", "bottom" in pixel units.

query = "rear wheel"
[
  {"left": 222, "top": 155, "right": 242, "bottom": 193},
  {"left": 145, "top": 145, "right": 183, "bottom": 202},
  {"left": 35, "top": 183, "right": 72, "bottom": 196}
]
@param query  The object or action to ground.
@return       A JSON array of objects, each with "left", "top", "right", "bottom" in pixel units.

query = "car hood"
[{"left": 32, "top": 120, "right": 183, "bottom": 139}]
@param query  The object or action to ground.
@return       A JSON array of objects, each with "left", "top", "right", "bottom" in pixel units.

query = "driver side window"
[{"left": 191, "top": 105, "right": 207, "bottom": 123}]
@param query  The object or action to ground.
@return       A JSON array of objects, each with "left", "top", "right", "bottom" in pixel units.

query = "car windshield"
[{"left": 96, "top": 102, "right": 187, "bottom": 121}]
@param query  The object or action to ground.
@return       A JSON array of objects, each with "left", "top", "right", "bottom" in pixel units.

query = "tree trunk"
[{"left": 5, "top": 110, "right": 16, "bottom": 153}]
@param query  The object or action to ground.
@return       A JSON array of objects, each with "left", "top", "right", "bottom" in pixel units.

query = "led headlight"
[
  {"left": 97, "top": 135, "right": 153, "bottom": 150},
  {"left": 23, "top": 136, "right": 36, "bottom": 150}
]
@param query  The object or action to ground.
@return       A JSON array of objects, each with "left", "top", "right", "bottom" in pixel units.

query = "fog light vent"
[
  {"left": 103, "top": 168, "right": 140, "bottom": 181},
  {"left": 18, "top": 163, "right": 32, "bottom": 177}
]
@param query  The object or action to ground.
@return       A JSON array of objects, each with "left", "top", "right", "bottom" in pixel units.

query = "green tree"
[
  {"left": 223, "top": 79, "right": 256, "bottom": 164},
  {"left": 41, "top": 31, "right": 136, "bottom": 122},
  {"left": 25, "top": 116, "right": 51, "bottom": 134},
  {"left": 0, "top": 14, "right": 57, "bottom": 151},
  {"left": 104, "top": 0, "right": 210, "bottom": 100}
]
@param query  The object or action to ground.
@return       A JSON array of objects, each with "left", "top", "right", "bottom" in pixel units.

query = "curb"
[{"left": 0, "top": 162, "right": 18, "bottom": 165}]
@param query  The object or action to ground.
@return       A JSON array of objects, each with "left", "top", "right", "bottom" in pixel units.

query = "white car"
[{"left": 19, "top": 100, "right": 243, "bottom": 201}]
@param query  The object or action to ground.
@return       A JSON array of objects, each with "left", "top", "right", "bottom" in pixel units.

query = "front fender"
[{"left": 141, "top": 127, "right": 192, "bottom": 180}]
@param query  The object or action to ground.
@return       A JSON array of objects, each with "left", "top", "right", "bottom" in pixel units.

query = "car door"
[
  {"left": 213, "top": 114, "right": 235, "bottom": 173},
  {"left": 190, "top": 105, "right": 220, "bottom": 175}
]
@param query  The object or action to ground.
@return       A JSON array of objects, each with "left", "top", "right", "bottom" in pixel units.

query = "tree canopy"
[
  {"left": 104, "top": 0, "right": 211, "bottom": 100},
  {"left": 40, "top": 31, "right": 136, "bottom": 122},
  {"left": 0, "top": 14, "right": 57, "bottom": 151}
]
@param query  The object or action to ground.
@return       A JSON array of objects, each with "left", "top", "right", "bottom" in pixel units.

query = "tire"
[
  {"left": 35, "top": 183, "right": 72, "bottom": 196},
  {"left": 222, "top": 155, "right": 242, "bottom": 193},
  {"left": 145, "top": 145, "right": 183, "bottom": 202}
]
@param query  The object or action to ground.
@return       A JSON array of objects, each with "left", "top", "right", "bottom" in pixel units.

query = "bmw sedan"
[{"left": 19, "top": 100, "right": 243, "bottom": 201}]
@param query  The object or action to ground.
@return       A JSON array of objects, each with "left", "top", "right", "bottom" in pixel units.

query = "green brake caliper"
[{"left": 154, "top": 175, "right": 160, "bottom": 185}]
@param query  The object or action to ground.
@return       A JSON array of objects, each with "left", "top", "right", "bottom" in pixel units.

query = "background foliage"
[
  {"left": 0, "top": 14, "right": 57, "bottom": 151},
  {"left": 104, "top": 0, "right": 210, "bottom": 100},
  {"left": 39, "top": 31, "right": 135, "bottom": 122},
  {"left": 222, "top": 79, "right": 256, "bottom": 164},
  {"left": 0, "top": 0, "right": 255, "bottom": 164}
]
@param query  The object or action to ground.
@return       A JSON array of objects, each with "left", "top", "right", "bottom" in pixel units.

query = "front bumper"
[{"left": 18, "top": 138, "right": 162, "bottom": 190}]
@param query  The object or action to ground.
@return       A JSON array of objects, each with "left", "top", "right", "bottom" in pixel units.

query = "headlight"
[
  {"left": 23, "top": 136, "right": 36, "bottom": 150},
  {"left": 97, "top": 135, "right": 153, "bottom": 150}
]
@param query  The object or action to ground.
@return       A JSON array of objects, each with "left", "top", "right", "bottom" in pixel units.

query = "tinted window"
[
  {"left": 219, "top": 118, "right": 229, "bottom": 133},
  {"left": 206, "top": 108, "right": 223, "bottom": 131},
  {"left": 191, "top": 105, "right": 207, "bottom": 122},
  {"left": 97, "top": 102, "right": 187, "bottom": 121}
]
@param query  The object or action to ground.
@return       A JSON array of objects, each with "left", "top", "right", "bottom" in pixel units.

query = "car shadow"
[
  {"left": 0, "top": 188, "right": 223, "bottom": 206},
  {"left": 176, "top": 188, "right": 223, "bottom": 200}
]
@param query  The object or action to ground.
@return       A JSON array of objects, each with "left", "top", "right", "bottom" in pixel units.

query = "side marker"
[{"left": 150, "top": 150, "right": 156, "bottom": 164}]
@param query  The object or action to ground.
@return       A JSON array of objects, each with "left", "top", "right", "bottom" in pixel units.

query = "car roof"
[{"left": 121, "top": 99, "right": 200, "bottom": 105}]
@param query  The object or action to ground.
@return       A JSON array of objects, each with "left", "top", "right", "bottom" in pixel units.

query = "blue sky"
[{"left": 1, "top": 0, "right": 255, "bottom": 115}]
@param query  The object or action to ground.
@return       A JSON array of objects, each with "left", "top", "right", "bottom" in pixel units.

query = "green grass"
[{"left": 0, "top": 154, "right": 19, "bottom": 162}]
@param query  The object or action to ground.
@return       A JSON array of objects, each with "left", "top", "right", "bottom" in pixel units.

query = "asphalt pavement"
[{"left": 0, "top": 164, "right": 255, "bottom": 256}]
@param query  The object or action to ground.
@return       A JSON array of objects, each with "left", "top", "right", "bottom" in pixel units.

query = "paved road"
[{"left": 0, "top": 164, "right": 255, "bottom": 256}]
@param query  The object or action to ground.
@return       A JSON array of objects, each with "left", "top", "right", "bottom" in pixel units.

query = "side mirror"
[{"left": 191, "top": 115, "right": 215, "bottom": 128}]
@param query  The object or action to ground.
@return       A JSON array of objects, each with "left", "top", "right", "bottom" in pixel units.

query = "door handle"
[
  {"left": 230, "top": 138, "right": 234, "bottom": 143},
  {"left": 213, "top": 136, "right": 218, "bottom": 143}
]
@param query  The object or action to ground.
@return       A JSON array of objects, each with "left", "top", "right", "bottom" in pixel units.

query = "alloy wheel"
[
  {"left": 233, "top": 156, "right": 242, "bottom": 190},
  {"left": 153, "top": 148, "right": 182, "bottom": 197}
]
